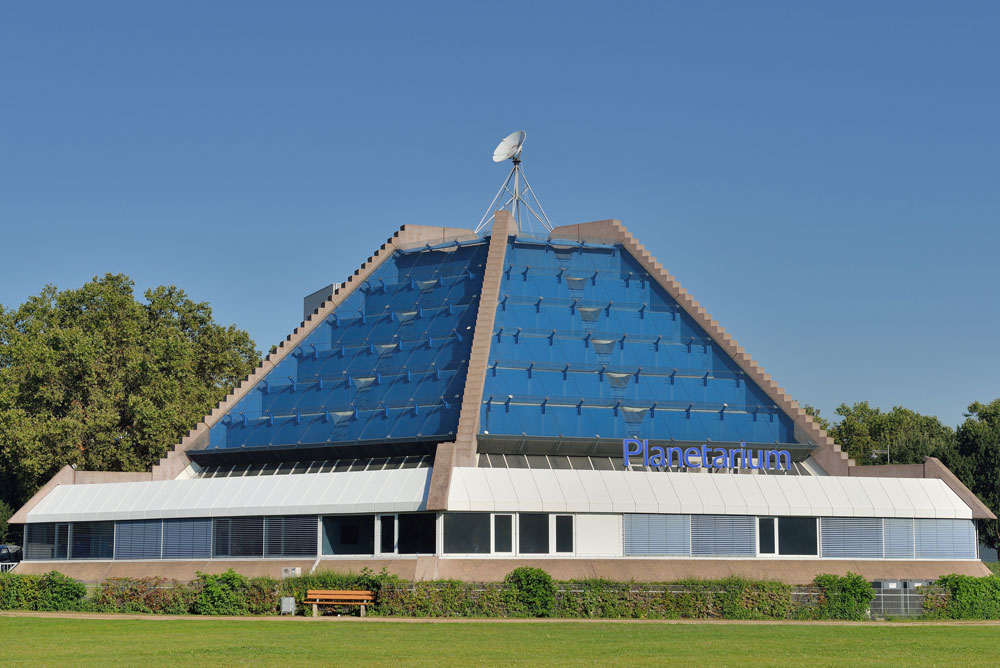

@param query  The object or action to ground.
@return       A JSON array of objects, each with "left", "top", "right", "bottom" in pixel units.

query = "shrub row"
[
  {"left": 9, "top": 568, "right": 997, "bottom": 620},
  {"left": 922, "top": 574, "right": 1000, "bottom": 619}
]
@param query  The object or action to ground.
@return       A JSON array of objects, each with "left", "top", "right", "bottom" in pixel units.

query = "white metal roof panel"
[
  {"left": 444, "top": 470, "right": 975, "bottom": 519},
  {"left": 26, "top": 468, "right": 432, "bottom": 522}
]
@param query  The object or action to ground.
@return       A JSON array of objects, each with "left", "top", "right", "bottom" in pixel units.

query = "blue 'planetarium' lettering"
[{"left": 623, "top": 439, "right": 791, "bottom": 471}]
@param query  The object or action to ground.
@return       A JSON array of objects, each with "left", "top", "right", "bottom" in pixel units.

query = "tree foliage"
[
  {"left": 948, "top": 400, "right": 1000, "bottom": 549},
  {"left": 828, "top": 401, "right": 956, "bottom": 465},
  {"left": 0, "top": 274, "right": 259, "bottom": 508}
]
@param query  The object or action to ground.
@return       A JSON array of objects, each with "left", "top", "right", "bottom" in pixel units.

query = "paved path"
[{"left": 3, "top": 610, "right": 1000, "bottom": 626}]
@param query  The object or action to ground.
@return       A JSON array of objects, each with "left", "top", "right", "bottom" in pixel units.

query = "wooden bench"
[{"left": 303, "top": 589, "right": 375, "bottom": 617}]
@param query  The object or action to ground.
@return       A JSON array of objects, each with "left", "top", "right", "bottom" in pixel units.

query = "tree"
[
  {"left": 0, "top": 274, "right": 260, "bottom": 509},
  {"left": 0, "top": 499, "right": 13, "bottom": 544},
  {"left": 827, "top": 401, "right": 956, "bottom": 465},
  {"left": 950, "top": 399, "right": 1000, "bottom": 550},
  {"left": 803, "top": 404, "right": 830, "bottom": 432}
]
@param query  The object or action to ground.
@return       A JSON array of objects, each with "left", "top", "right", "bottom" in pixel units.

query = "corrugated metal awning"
[{"left": 447, "top": 469, "right": 973, "bottom": 519}]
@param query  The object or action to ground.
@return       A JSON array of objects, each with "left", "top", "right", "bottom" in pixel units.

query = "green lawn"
[{"left": 1, "top": 616, "right": 998, "bottom": 668}]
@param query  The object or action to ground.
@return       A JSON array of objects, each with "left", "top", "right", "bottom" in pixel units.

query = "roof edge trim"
[{"left": 547, "top": 219, "right": 855, "bottom": 475}]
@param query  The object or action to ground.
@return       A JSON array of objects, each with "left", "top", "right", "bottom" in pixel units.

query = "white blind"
[{"left": 820, "top": 517, "right": 883, "bottom": 559}]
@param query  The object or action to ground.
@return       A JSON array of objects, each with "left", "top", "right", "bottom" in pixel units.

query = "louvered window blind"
[
  {"left": 915, "top": 519, "right": 977, "bottom": 559},
  {"left": 213, "top": 517, "right": 265, "bottom": 557},
  {"left": 115, "top": 520, "right": 163, "bottom": 559},
  {"left": 691, "top": 515, "right": 755, "bottom": 556},
  {"left": 820, "top": 517, "right": 883, "bottom": 558},
  {"left": 624, "top": 514, "right": 690, "bottom": 556},
  {"left": 264, "top": 516, "right": 317, "bottom": 557},
  {"left": 883, "top": 518, "right": 914, "bottom": 559},
  {"left": 162, "top": 518, "right": 212, "bottom": 559}
]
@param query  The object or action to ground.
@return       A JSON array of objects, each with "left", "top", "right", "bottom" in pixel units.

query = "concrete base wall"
[{"left": 13, "top": 557, "right": 991, "bottom": 584}]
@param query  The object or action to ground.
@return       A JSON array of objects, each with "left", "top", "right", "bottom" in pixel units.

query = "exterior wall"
[
  {"left": 576, "top": 514, "right": 623, "bottom": 556},
  {"left": 13, "top": 557, "right": 990, "bottom": 585},
  {"left": 22, "top": 511, "right": 981, "bottom": 577}
]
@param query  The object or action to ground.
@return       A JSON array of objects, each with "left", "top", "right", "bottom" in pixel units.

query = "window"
[
  {"left": 25, "top": 523, "right": 69, "bottom": 560},
  {"left": 519, "top": 514, "right": 549, "bottom": 554},
  {"left": 70, "top": 522, "right": 114, "bottom": 560},
  {"left": 322, "top": 515, "right": 374, "bottom": 555},
  {"left": 777, "top": 517, "right": 818, "bottom": 556},
  {"left": 443, "top": 513, "right": 491, "bottom": 554},
  {"left": 264, "top": 516, "right": 317, "bottom": 557},
  {"left": 380, "top": 515, "right": 396, "bottom": 553},
  {"left": 757, "top": 517, "right": 818, "bottom": 556},
  {"left": 163, "top": 518, "right": 212, "bottom": 559},
  {"left": 116, "top": 520, "right": 163, "bottom": 560},
  {"left": 758, "top": 517, "right": 776, "bottom": 555},
  {"left": 214, "top": 517, "right": 264, "bottom": 557},
  {"left": 624, "top": 514, "right": 690, "bottom": 556},
  {"left": 494, "top": 515, "right": 513, "bottom": 553},
  {"left": 555, "top": 515, "right": 573, "bottom": 553},
  {"left": 398, "top": 513, "right": 436, "bottom": 554}
]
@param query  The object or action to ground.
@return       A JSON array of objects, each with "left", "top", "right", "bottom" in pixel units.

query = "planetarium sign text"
[{"left": 623, "top": 439, "right": 792, "bottom": 471}]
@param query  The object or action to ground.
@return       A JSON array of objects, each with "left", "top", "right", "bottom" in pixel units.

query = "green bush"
[
  {"left": 192, "top": 570, "right": 270, "bottom": 616},
  {"left": 95, "top": 577, "right": 195, "bottom": 615},
  {"left": 0, "top": 572, "right": 42, "bottom": 610},
  {"left": 504, "top": 567, "right": 556, "bottom": 617},
  {"left": 36, "top": 571, "right": 88, "bottom": 611},
  {"left": 806, "top": 573, "right": 875, "bottom": 620},
  {"left": 931, "top": 574, "right": 1000, "bottom": 619}
]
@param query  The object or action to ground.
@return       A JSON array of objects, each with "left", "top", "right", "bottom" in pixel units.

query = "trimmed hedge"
[
  {"left": 13, "top": 568, "right": 1000, "bottom": 620},
  {"left": 800, "top": 573, "right": 875, "bottom": 621},
  {"left": 923, "top": 574, "right": 1000, "bottom": 619}
]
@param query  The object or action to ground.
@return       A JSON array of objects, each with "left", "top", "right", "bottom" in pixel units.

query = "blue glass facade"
[
  {"left": 206, "top": 240, "right": 489, "bottom": 453},
  {"left": 479, "top": 236, "right": 799, "bottom": 445}
]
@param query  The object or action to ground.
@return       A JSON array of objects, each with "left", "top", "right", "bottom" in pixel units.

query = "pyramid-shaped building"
[{"left": 11, "top": 212, "right": 993, "bottom": 582}]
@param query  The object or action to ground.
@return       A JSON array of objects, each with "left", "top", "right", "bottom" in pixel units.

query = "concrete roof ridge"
[
  {"left": 549, "top": 218, "right": 854, "bottom": 475},
  {"left": 427, "top": 211, "right": 514, "bottom": 510}
]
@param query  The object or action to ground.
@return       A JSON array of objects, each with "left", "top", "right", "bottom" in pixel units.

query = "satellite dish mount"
[{"left": 476, "top": 130, "right": 553, "bottom": 234}]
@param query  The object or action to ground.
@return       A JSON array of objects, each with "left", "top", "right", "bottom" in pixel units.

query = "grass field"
[{"left": 1, "top": 615, "right": 998, "bottom": 667}]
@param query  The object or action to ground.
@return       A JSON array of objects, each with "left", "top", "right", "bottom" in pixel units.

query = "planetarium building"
[{"left": 10, "top": 185, "right": 994, "bottom": 583}]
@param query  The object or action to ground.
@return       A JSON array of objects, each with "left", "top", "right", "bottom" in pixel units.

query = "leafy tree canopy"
[
  {"left": 950, "top": 399, "right": 1000, "bottom": 549},
  {"left": 827, "top": 401, "right": 957, "bottom": 465},
  {"left": 0, "top": 274, "right": 260, "bottom": 508}
]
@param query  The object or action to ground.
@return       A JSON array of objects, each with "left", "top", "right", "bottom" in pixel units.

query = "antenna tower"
[{"left": 475, "top": 131, "right": 553, "bottom": 235}]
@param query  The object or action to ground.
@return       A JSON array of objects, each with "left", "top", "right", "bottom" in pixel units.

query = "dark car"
[{"left": 0, "top": 544, "right": 22, "bottom": 565}]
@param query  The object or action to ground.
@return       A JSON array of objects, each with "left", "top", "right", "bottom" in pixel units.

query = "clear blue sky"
[{"left": 1, "top": 1, "right": 997, "bottom": 429}]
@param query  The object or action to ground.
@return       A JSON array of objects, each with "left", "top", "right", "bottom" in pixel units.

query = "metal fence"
[{"left": 0, "top": 563, "right": 16, "bottom": 573}]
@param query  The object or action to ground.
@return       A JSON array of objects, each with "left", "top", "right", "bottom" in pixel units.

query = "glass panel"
[
  {"left": 443, "top": 513, "right": 491, "bottom": 554},
  {"left": 380, "top": 515, "right": 396, "bottom": 553},
  {"left": 759, "top": 517, "right": 775, "bottom": 554},
  {"left": 322, "top": 515, "right": 374, "bottom": 555},
  {"left": 212, "top": 517, "right": 264, "bottom": 557},
  {"left": 778, "top": 517, "right": 818, "bottom": 556},
  {"left": 70, "top": 521, "right": 114, "bottom": 559},
  {"left": 494, "top": 515, "right": 513, "bottom": 552},
  {"left": 555, "top": 515, "right": 573, "bottom": 553},
  {"left": 398, "top": 513, "right": 436, "bottom": 554},
  {"left": 55, "top": 523, "right": 69, "bottom": 559},
  {"left": 519, "top": 513, "right": 549, "bottom": 554}
]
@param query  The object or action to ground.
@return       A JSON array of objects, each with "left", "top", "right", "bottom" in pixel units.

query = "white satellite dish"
[
  {"left": 476, "top": 130, "right": 553, "bottom": 235},
  {"left": 492, "top": 130, "right": 526, "bottom": 163}
]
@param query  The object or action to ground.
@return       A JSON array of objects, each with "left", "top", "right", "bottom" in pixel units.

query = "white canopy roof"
[
  {"left": 24, "top": 467, "right": 973, "bottom": 523},
  {"left": 26, "top": 468, "right": 432, "bottom": 523},
  {"left": 447, "top": 469, "right": 973, "bottom": 519}
]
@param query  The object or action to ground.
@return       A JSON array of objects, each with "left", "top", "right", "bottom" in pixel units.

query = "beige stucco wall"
[{"left": 12, "top": 557, "right": 990, "bottom": 584}]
